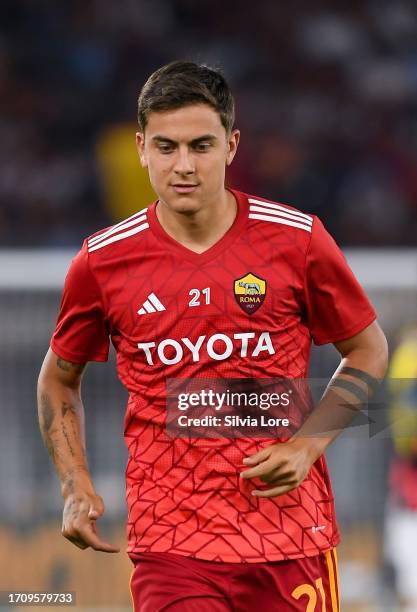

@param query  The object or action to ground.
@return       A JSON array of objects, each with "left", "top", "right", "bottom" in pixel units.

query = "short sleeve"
[
  {"left": 50, "top": 241, "right": 110, "bottom": 362},
  {"left": 303, "top": 217, "right": 376, "bottom": 345}
]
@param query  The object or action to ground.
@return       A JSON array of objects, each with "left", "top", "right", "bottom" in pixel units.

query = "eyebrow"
[{"left": 152, "top": 134, "right": 218, "bottom": 145}]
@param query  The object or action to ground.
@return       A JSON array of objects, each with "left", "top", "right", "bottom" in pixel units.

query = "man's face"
[{"left": 136, "top": 104, "right": 240, "bottom": 213}]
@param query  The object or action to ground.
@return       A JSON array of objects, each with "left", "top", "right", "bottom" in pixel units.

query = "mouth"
[{"left": 171, "top": 184, "right": 199, "bottom": 194}]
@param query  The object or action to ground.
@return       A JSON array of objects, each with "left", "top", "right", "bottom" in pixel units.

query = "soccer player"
[{"left": 37, "top": 61, "right": 388, "bottom": 611}]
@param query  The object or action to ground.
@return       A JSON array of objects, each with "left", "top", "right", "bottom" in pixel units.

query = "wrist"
[
  {"left": 289, "top": 435, "right": 330, "bottom": 462},
  {"left": 61, "top": 466, "right": 95, "bottom": 499}
]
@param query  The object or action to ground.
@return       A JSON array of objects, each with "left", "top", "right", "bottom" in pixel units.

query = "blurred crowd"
[{"left": 2, "top": 0, "right": 417, "bottom": 246}]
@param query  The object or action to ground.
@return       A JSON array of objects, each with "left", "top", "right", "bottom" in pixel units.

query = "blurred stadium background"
[{"left": 1, "top": 1, "right": 417, "bottom": 610}]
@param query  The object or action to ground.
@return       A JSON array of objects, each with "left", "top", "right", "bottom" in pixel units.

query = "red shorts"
[{"left": 129, "top": 549, "right": 340, "bottom": 611}]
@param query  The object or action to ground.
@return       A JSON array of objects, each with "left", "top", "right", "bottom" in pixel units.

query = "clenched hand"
[
  {"left": 62, "top": 486, "right": 120, "bottom": 553},
  {"left": 240, "top": 438, "right": 319, "bottom": 498}
]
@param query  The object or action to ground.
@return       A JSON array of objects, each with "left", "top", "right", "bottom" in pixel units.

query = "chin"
[{"left": 163, "top": 194, "right": 202, "bottom": 214}]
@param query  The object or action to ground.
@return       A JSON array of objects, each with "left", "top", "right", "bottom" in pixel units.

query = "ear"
[
  {"left": 136, "top": 132, "right": 148, "bottom": 167},
  {"left": 226, "top": 129, "right": 240, "bottom": 166}
]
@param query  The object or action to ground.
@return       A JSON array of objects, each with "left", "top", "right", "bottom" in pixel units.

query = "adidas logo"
[{"left": 137, "top": 293, "right": 166, "bottom": 315}]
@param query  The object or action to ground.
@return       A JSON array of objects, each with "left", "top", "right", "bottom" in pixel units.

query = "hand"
[
  {"left": 62, "top": 489, "right": 120, "bottom": 553},
  {"left": 239, "top": 438, "right": 319, "bottom": 498}
]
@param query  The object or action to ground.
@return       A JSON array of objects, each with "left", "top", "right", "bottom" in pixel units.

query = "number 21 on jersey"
[{"left": 188, "top": 287, "right": 211, "bottom": 307}]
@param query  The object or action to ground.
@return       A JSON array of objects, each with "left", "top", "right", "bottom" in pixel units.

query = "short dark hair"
[{"left": 137, "top": 60, "right": 235, "bottom": 133}]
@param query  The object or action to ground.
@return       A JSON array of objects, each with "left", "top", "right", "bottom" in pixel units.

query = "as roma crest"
[{"left": 234, "top": 273, "right": 267, "bottom": 315}]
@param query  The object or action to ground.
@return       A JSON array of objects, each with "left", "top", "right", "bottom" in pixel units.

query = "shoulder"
[
  {"left": 85, "top": 206, "right": 151, "bottom": 255},
  {"left": 244, "top": 192, "right": 314, "bottom": 235}
]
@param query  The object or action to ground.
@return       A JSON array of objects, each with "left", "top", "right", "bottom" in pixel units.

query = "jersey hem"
[
  {"left": 50, "top": 340, "right": 108, "bottom": 363},
  {"left": 126, "top": 535, "right": 341, "bottom": 564},
  {"left": 313, "top": 311, "right": 377, "bottom": 346}
]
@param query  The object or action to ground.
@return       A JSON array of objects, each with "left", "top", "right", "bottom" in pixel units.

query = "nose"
[{"left": 173, "top": 146, "right": 195, "bottom": 175}]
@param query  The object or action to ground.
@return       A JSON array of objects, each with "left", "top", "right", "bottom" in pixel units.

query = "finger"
[
  {"left": 65, "top": 533, "right": 89, "bottom": 550},
  {"left": 259, "top": 467, "right": 295, "bottom": 484},
  {"left": 251, "top": 482, "right": 298, "bottom": 498},
  {"left": 76, "top": 524, "right": 120, "bottom": 553},
  {"left": 65, "top": 529, "right": 119, "bottom": 553},
  {"left": 88, "top": 495, "right": 105, "bottom": 520},
  {"left": 88, "top": 505, "right": 103, "bottom": 520},
  {"left": 250, "top": 469, "right": 298, "bottom": 490},
  {"left": 240, "top": 457, "right": 286, "bottom": 480},
  {"left": 242, "top": 447, "right": 272, "bottom": 465},
  {"left": 63, "top": 518, "right": 120, "bottom": 553},
  {"left": 93, "top": 541, "right": 120, "bottom": 553}
]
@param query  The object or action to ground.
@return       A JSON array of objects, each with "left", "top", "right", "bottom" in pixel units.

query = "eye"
[
  {"left": 194, "top": 142, "right": 212, "bottom": 152},
  {"left": 158, "top": 143, "right": 174, "bottom": 154}
]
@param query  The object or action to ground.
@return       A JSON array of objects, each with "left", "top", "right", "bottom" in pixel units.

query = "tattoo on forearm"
[
  {"left": 61, "top": 401, "right": 82, "bottom": 449},
  {"left": 339, "top": 366, "right": 380, "bottom": 395},
  {"left": 61, "top": 421, "right": 75, "bottom": 457},
  {"left": 62, "top": 465, "right": 90, "bottom": 499},
  {"left": 42, "top": 425, "right": 62, "bottom": 465},
  {"left": 40, "top": 393, "right": 54, "bottom": 431},
  {"left": 61, "top": 401, "right": 78, "bottom": 418},
  {"left": 70, "top": 419, "right": 78, "bottom": 439},
  {"left": 65, "top": 465, "right": 89, "bottom": 479},
  {"left": 39, "top": 394, "right": 61, "bottom": 463},
  {"left": 39, "top": 393, "right": 85, "bottom": 475},
  {"left": 328, "top": 378, "right": 369, "bottom": 404},
  {"left": 56, "top": 357, "right": 85, "bottom": 375},
  {"left": 45, "top": 437, "right": 56, "bottom": 462}
]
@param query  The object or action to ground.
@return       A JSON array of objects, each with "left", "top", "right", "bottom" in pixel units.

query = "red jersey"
[{"left": 51, "top": 189, "right": 376, "bottom": 562}]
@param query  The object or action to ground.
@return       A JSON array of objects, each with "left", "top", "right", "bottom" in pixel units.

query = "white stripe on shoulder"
[
  {"left": 249, "top": 205, "right": 313, "bottom": 227},
  {"left": 248, "top": 198, "right": 312, "bottom": 223},
  {"left": 248, "top": 213, "right": 312, "bottom": 233},
  {"left": 88, "top": 222, "right": 149, "bottom": 252},
  {"left": 88, "top": 208, "right": 148, "bottom": 247}
]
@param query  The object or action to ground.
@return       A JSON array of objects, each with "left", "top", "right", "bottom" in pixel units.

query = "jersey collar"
[{"left": 147, "top": 188, "right": 249, "bottom": 265}]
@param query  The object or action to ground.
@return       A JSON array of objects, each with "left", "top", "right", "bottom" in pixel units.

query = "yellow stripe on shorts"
[
  {"left": 332, "top": 548, "right": 340, "bottom": 610},
  {"left": 325, "top": 549, "right": 339, "bottom": 611},
  {"left": 129, "top": 567, "right": 136, "bottom": 612}
]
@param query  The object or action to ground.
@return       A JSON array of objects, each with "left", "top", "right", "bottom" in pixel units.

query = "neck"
[{"left": 155, "top": 188, "right": 237, "bottom": 253}]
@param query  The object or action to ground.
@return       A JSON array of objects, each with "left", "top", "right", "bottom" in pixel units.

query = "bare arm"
[
  {"left": 241, "top": 320, "right": 389, "bottom": 496},
  {"left": 37, "top": 348, "right": 119, "bottom": 552},
  {"left": 292, "top": 319, "right": 389, "bottom": 455}
]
